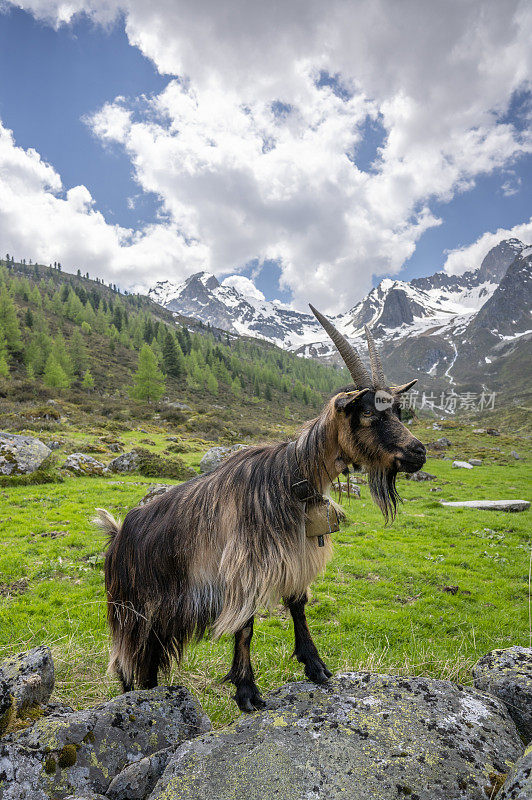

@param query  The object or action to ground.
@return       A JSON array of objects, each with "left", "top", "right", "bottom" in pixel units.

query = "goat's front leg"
[
  {"left": 224, "top": 616, "right": 265, "bottom": 713},
  {"left": 285, "top": 593, "right": 332, "bottom": 684}
]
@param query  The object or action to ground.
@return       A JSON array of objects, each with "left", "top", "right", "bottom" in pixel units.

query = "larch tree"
[{"left": 130, "top": 343, "right": 165, "bottom": 403}]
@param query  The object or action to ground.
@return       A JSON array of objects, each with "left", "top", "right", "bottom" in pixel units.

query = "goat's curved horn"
[
  {"left": 364, "top": 324, "right": 386, "bottom": 389},
  {"left": 309, "top": 304, "right": 371, "bottom": 388}
]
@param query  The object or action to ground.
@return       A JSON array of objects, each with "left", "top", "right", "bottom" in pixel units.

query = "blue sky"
[{"left": 0, "top": 2, "right": 530, "bottom": 311}]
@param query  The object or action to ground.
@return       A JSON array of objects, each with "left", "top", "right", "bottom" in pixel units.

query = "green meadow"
[{"left": 0, "top": 418, "right": 530, "bottom": 729}]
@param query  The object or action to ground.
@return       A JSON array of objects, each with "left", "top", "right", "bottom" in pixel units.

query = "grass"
[{"left": 0, "top": 416, "right": 530, "bottom": 729}]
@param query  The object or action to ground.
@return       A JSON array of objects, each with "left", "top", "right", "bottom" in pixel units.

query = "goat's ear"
[
  {"left": 334, "top": 388, "right": 370, "bottom": 412},
  {"left": 391, "top": 379, "right": 417, "bottom": 394}
]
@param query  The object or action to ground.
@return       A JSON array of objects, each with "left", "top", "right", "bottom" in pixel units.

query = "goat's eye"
[{"left": 362, "top": 410, "right": 373, "bottom": 417}]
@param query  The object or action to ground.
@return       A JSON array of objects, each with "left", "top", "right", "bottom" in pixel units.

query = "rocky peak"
[{"left": 477, "top": 238, "right": 525, "bottom": 283}]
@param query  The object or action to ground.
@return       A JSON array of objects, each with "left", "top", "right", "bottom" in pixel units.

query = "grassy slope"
[{"left": 0, "top": 418, "right": 530, "bottom": 729}]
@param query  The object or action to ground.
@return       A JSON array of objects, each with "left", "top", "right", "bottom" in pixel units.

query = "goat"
[{"left": 97, "top": 309, "right": 426, "bottom": 712}]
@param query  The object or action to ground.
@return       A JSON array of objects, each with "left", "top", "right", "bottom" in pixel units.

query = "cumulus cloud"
[
  {"left": 3, "top": 0, "right": 532, "bottom": 309},
  {"left": 221, "top": 275, "right": 265, "bottom": 301},
  {"left": 443, "top": 217, "right": 532, "bottom": 275},
  {"left": 0, "top": 120, "right": 209, "bottom": 288}
]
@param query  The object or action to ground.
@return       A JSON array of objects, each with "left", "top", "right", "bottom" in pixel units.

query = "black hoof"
[
  {"left": 234, "top": 683, "right": 266, "bottom": 713},
  {"left": 304, "top": 658, "right": 332, "bottom": 685}
]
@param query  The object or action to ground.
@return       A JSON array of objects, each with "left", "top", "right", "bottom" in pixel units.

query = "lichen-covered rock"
[
  {"left": 0, "top": 686, "right": 210, "bottom": 799},
  {"left": 62, "top": 453, "right": 107, "bottom": 476},
  {"left": 473, "top": 647, "right": 532, "bottom": 742},
  {"left": 498, "top": 743, "right": 532, "bottom": 800},
  {"left": 0, "top": 676, "right": 15, "bottom": 735},
  {"left": 108, "top": 450, "right": 140, "bottom": 473},
  {"left": 150, "top": 673, "right": 522, "bottom": 800},
  {"left": 138, "top": 484, "right": 173, "bottom": 506},
  {"left": 453, "top": 460, "right": 474, "bottom": 469},
  {"left": 0, "top": 646, "right": 54, "bottom": 713},
  {"left": 199, "top": 444, "right": 247, "bottom": 474},
  {"left": 0, "top": 432, "right": 51, "bottom": 475},
  {"left": 106, "top": 747, "right": 172, "bottom": 799}
]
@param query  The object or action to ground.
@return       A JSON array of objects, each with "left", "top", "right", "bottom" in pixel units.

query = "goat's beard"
[{"left": 367, "top": 466, "right": 401, "bottom": 523}]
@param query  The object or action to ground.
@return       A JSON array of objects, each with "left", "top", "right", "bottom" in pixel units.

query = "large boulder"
[
  {"left": 106, "top": 747, "right": 172, "bottom": 800},
  {"left": 473, "top": 647, "right": 532, "bottom": 742},
  {"left": 108, "top": 450, "right": 140, "bottom": 473},
  {"left": 0, "top": 686, "right": 210, "bottom": 799},
  {"left": 138, "top": 484, "right": 173, "bottom": 506},
  {"left": 0, "top": 432, "right": 51, "bottom": 475},
  {"left": 199, "top": 444, "right": 248, "bottom": 474},
  {"left": 150, "top": 673, "right": 522, "bottom": 800},
  {"left": 0, "top": 646, "right": 54, "bottom": 713},
  {"left": 498, "top": 743, "right": 532, "bottom": 800},
  {"left": 62, "top": 454, "right": 107, "bottom": 476}
]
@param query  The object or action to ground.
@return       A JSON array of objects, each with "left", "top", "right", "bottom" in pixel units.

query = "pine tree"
[
  {"left": 82, "top": 369, "right": 94, "bottom": 393},
  {"left": 162, "top": 331, "right": 185, "bottom": 378},
  {"left": 43, "top": 353, "right": 70, "bottom": 389},
  {"left": 24, "top": 308, "right": 34, "bottom": 328},
  {"left": 129, "top": 344, "right": 165, "bottom": 403},
  {"left": 70, "top": 328, "right": 88, "bottom": 375},
  {"left": 205, "top": 368, "right": 218, "bottom": 395},
  {"left": 0, "top": 290, "right": 22, "bottom": 352}
]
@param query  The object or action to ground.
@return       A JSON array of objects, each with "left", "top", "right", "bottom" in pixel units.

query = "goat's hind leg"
[
  {"left": 285, "top": 592, "right": 332, "bottom": 684},
  {"left": 224, "top": 617, "right": 265, "bottom": 713}
]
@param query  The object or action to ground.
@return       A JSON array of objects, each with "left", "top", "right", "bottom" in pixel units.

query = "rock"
[
  {"left": 497, "top": 743, "right": 532, "bottom": 800},
  {"left": 452, "top": 460, "right": 474, "bottom": 469},
  {"left": 440, "top": 500, "right": 530, "bottom": 512},
  {"left": 487, "top": 428, "right": 500, "bottom": 436},
  {"left": 468, "top": 459, "right": 482, "bottom": 466},
  {"left": 47, "top": 441, "right": 63, "bottom": 451},
  {"left": 63, "top": 795, "right": 108, "bottom": 800},
  {"left": 108, "top": 451, "right": 140, "bottom": 473},
  {"left": 150, "top": 673, "right": 522, "bottom": 800},
  {"left": 437, "top": 436, "right": 452, "bottom": 447},
  {"left": 339, "top": 482, "right": 361, "bottom": 497},
  {"left": 106, "top": 747, "right": 172, "bottom": 800},
  {"left": 139, "top": 484, "right": 174, "bottom": 506},
  {"left": 0, "top": 686, "right": 210, "bottom": 799},
  {"left": 199, "top": 444, "right": 248, "bottom": 474},
  {"left": 404, "top": 470, "right": 436, "bottom": 481},
  {"left": 165, "top": 401, "right": 192, "bottom": 412},
  {"left": 473, "top": 647, "right": 532, "bottom": 742},
  {"left": 0, "top": 432, "right": 51, "bottom": 475},
  {"left": 432, "top": 423, "right": 443, "bottom": 430},
  {"left": 473, "top": 429, "right": 486, "bottom": 434},
  {"left": 62, "top": 453, "right": 107, "bottom": 476},
  {"left": 511, "top": 450, "right": 522, "bottom": 460},
  {"left": 108, "top": 443, "right": 123, "bottom": 453},
  {"left": 0, "top": 646, "right": 54, "bottom": 713},
  {"left": 0, "top": 676, "right": 15, "bottom": 735}
]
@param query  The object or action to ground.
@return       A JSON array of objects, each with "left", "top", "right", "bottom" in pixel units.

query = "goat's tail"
[{"left": 93, "top": 508, "right": 121, "bottom": 540}]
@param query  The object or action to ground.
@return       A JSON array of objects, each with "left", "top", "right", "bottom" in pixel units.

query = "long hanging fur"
[{"left": 104, "top": 407, "right": 337, "bottom": 688}]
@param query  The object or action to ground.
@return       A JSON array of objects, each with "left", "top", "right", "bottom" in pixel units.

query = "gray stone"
[
  {"left": 199, "top": 444, "right": 248, "bottom": 474},
  {"left": 150, "top": 673, "right": 523, "bottom": 800},
  {"left": 511, "top": 450, "right": 522, "bottom": 460},
  {"left": 165, "top": 401, "right": 192, "bottom": 411},
  {"left": 0, "top": 685, "right": 210, "bottom": 800},
  {"left": 453, "top": 460, "right": 474, "bottom": 469},
  {"left": 0, "top": 432, "right": 51, "bottom": 475},
  {"left": 437, "top": 436, "right": 452, "bottom": 447},
  {"left": 108, "top": 450, "right": 140, "bottom": 473},
  {"left": 62, "top": 453, "right": 107, "bottom": 476},
  {"left": 498, "top": 744, "right": 532, "bottom": 800},
  {"left": 139, "top": 484, "right": 174, "bottom": 506},
  {"left": 473, "top": 429, "right": 486, "bottom": 434},
  {"left": 106, "top": 747, "right": 172, "bottom": 800},
  {"left": 473, "top": 647, "right": 532, "bottom": 742},
  {"left": 487, "top": 428, "right": 500, "bottom": 436},
  {"left": 468, "top": 459, "right": 482, "bottom": 466},
  {"left": 405, "top": 470, "right": 436, "bottom": 481},
  {"left": 63, "top": 795, "right": 108, "bottom": 800},
  {"left": 0, "top": 646, "right": 54, "bottom": 713},
  {"left": 440, "top": 500, "right": 530, "bottom": 511}
]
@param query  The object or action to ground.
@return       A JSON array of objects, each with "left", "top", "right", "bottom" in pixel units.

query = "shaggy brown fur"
[{"left": 98, "top": 386, "right": 425, "bottom": 709}]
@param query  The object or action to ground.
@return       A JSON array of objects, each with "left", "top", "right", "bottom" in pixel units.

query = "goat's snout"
[{"left": 397, "top": 439, "right": 426, "bottom": 473}]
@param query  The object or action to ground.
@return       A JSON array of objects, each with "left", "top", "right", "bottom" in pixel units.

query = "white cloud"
[
  {"left": 221, "top": 275, "right": 265, "bottom": 301},
  {"left": 3, "top": 0, "right": 532, "bottom": 309},
  {"left": 0, "top": 120, "right": 209, "bottom": 288},
  {"left": 443, "top": 217, "right": 532, "bottom": 275}
]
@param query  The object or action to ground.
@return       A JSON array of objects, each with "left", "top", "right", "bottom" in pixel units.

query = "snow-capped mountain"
[{"left": 149, "top": 238, "right": 531, "bottom": 393}]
